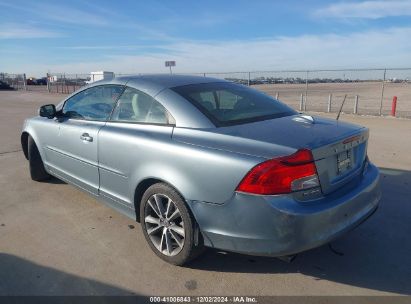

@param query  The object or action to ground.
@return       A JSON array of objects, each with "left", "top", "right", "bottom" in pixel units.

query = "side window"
[
  {"left": 63, "top": 85, "right": 123, "bottom": 121},
  {"left": 110, "top": 87, "right": 170, "bottom": 124}
]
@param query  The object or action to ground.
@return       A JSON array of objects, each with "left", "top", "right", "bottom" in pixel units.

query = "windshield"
[{"left": 172, "top": 82, "right": 297, "bottom": 126}]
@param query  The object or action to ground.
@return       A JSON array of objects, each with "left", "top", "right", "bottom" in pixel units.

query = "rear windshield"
[{"left": 171, "top": 82, "right": 297, "bottom": 126}]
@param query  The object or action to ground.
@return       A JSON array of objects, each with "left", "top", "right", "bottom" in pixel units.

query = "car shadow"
[
  {"left": 47, "top": 177, "right": 67, "bottom": 184},
  {"left": 0, "top": 253, "right": 138, "bottom": 296},
  {"left": 188, "top": 167, "right": 411, "bottom": 295}
]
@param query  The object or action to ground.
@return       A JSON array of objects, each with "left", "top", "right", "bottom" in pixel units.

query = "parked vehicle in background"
[
  {"left": 26, "top": 78, "right": 36, "bottom": 85},
  {"left": 21, "top": 75, "right": 381, "bottom": 265},
  {"left": 35, "top": 77, "right": 48, "bottom": 85},
  {"left": 0, "top": 80, "right": 14, "bottom": 90}
]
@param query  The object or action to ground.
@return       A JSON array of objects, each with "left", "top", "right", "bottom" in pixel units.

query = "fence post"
[
  {"left": 64, "top": 75, "right": 66, "bottom": 93},
  {"left": 354, "top": 95, "right": 359, "bottom": 114},
  {"left": 66, "top": 74, "right": 68, "bottom": 93},
  {"left": 248, "top": 72, "right": 251, "bottom": 86},
  {"left": 305, "top": 70, "right": 309, "bottom": 109},
  {"left": 327, "top": 94, "right": 332, "bottom": 112},
  {"left": 23, "top": 74, "right": 27, "bottom": 91},
  {"left": 46, "top": 73, "right": 50, "bottom": 93},
  {"left": 299, "top": 93, "right": 304, "bottom": 111},
  {"left": 275, "top": 92, "right": 279, "bottom": 100},
  {"left": 379, "top": 69, "right": 386, "bottom": 115},
  {"left": 391, "top": 96, "right": 397, "bottom": 117}
]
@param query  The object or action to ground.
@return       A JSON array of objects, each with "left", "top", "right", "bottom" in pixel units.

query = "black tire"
[
  {"left": 28, "top": 136, "right": 50, "bottom": 181},
  {"left": 140, "top": 183, "right": 204, "bottom": 266}
]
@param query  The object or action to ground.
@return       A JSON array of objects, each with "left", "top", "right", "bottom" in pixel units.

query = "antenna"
[{"left": 336, "top": 94, "right": 347, "bottom": 120}]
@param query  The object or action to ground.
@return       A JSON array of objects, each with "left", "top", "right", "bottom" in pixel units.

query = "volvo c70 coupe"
[{"left": 21, "top": 75, "right": 381, "bottom": 265}]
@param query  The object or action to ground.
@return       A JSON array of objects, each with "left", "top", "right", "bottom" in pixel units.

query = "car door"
[
  {"left": 98, "top": 87, "right": 174, "bottom": 206},
  {"left": 46, "top": 85, "right": 124, "bottom": 195}
]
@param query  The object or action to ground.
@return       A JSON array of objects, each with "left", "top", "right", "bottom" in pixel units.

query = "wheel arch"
[
  {"left": 21, "top": 132, "right": 29, "bottom": 160},
  {"left": 133, "top": 177, "right": 191, "bottom": 223},
  {"left": 21, "top": 123, "right": 48, "bottom": 164}
]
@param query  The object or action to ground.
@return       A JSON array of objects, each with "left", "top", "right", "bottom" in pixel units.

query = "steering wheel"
[
  {"left": 93, "top": 103, "right": 112, "bottom": 113},
  {"left": 82, "top": 111, "right": 101, "bottom": 119}
]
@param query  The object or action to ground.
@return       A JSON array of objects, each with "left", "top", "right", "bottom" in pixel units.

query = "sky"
[{"left": 1, "top": 0, "right": 411, "bottom": 77}]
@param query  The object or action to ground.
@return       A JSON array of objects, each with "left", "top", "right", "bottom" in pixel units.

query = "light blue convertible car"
[{"left": 21, "top": 75, "right": 381, "bottom": 265}]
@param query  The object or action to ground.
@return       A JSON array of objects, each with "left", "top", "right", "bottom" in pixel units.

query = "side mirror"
[{"left": 39, "top": 104, "right": 56, "bottom": 119}]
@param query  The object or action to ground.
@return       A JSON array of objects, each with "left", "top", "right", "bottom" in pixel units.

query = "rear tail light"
[{"left": 236, "top": 149, "right": 319, "bottom": 195}]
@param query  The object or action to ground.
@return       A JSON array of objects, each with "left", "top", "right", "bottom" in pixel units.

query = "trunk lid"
[
  {"left": 311, "top": 128, "right": 368, "bottom": 194},
  {"left": 212, "top": 114, "right": 368, "bottom": 194}
]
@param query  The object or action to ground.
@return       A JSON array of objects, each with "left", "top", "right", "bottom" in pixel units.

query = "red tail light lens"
[{"left": 236, "top": 149, "right": 319, "bottom": 195}]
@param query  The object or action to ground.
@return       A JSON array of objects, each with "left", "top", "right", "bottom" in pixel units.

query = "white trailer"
[{"left": 87, "top": 71, "right": 115, "bottom": 83}]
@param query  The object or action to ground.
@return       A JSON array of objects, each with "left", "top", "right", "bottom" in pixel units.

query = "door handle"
[{"left": 80, "top": 133, "right": 93, "bottom": 142}]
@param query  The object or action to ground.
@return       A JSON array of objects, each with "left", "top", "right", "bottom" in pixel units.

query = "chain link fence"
[
  {"left": 4, "top": 68, "right": 409, "bottom": 117},
  {"left": 0, "top": 73, "right": 26, "bottom": 90},
  {"left": 45, "top": 73, "right": 90, "bottom": 94},
  {"left": 202, "top": 68, "right": 411, "bottom": 117}
]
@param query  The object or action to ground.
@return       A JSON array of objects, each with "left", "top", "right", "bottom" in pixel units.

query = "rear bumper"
[{"left": 189, "top": 163, "right": 381, "bottom": 257}]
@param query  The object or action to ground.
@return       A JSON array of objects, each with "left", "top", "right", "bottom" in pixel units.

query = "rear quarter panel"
[{"left": 98, "top": 123, "right": 265, "bottom": 206}]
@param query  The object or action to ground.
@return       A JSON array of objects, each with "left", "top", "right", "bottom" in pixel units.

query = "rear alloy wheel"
[
  {"left": 140, "top": 183, "right": 203, "bottom": 265},
  {"left": 145, "top": 193, "right": 185, "bottom": 256}
]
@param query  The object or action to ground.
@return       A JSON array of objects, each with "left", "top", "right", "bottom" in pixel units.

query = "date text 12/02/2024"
[{"left": 149, "top": 296, "right": 258, "bottom": 303}]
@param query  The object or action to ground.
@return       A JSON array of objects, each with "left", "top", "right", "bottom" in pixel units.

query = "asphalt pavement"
[{"left": 0, "top": 90, "right": 410, "bottom": 296}]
